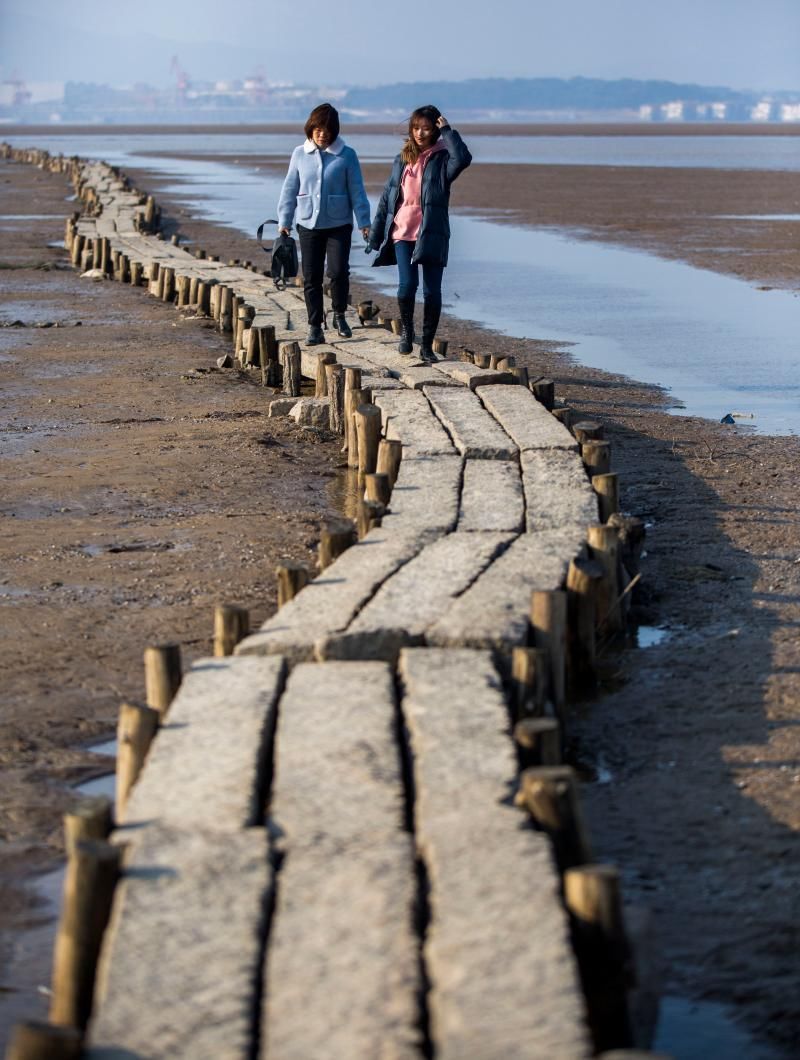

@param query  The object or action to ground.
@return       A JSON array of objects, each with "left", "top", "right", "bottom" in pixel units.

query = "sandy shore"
[{"left": 1, "top": 146, "right": 799, "bottom": 1054}]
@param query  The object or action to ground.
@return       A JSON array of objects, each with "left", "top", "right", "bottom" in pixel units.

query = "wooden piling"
[
  {"left": 510, "top": 645, "right": 549, "bottom": 720},
  {"left": 355, "top": 404, "right": 382, "bottom": 475},
  {"left": 143, "top": 643, "right": 182, "bottom": 716},
  {"left": 319, "top": 518, "right": 357, "bottom": 571},
  {"left": 516, "top": 766, "right": 591, "bottom": 872},
  {"left": 64, "top": 797, "right": 113, "bottom": 858},
  {"left": 593, "top": 473, "right": 620, "bottom": 523},
  {"left": 345, "top": 387, "right": 372, "bottom": 468},
  {"left": 276, "top": 563, "right": 310, "bottom": 607},
  {"left": 530, "top": 589, "right": 568, "bottom": 716},
  {"left": 390, "top": 318, "right": 403, "bottom": 336},
  {"left": 5, "top": 1021, "right": 83, "bottom": 1060},
  {"left": 573, "top": 420, "right": 605, "bottom": 444},
  {"left": 357, "top": 499, "right": 385, "bottom": 538},
  {"left": 315, "top": 351, "right": 336, "bottom": 397},
  {"left": 49, "top": 839, "right": 122, "bottom": 1030},
  {"left": 551, "top": 406, "right": 573, "bottom": 430},
  {"left": 511, "top": 365, "right": 530, "bottom": 388},
  {"left": 376, "top": 438, "right": 402, "bottom": 487},
  {"left": 160, "top": 266, "right": 175, "bottom": 302},
  {"left": 258, "top": 324, "right": 279, "bottom": 386},
  {"left": 532, "top": 378, "right": 555, "bottom": 410},
  {"left": 587, "top": 525, "right": 622, "bottom": 634},
  {"left": 364, "top": 472, "right": 391, "bottom": 506},
  {"left": 326, "top": 363, "right": 346, "bottom": 435},
  {"left": 432, "top": 338, "right": 448, "bottom": 358},
  {"left": 280, "top": 341, "right": 302, "bottom": 397},
  {"left": 582, "top": 440, "right": 611, "bottom": 477},
  {"left": 474, "top": 353, "right": 491, "bottom": 368},
  {"left": 514, "top": 717, "right": 561, "bottom": 769},
  {"left": 566, "top": 556, "right": 605, "bottom": 685},
  {"left": 116, "top": 701, "right": 160, "bottom": 815},
  {"left": 564, "top": 864, "right": 633, "bottom": 1052},
  {"left": 213, "top": 604, "right": 250, "bottom": 657}
]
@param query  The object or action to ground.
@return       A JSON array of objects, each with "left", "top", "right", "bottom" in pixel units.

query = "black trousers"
[{"left": 297, "top": 223, "right": 352, "bottom": 327}]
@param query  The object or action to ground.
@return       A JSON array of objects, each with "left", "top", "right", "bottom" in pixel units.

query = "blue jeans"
[{"left": 395, "top": 240, "right": 443, "bottom": 308}]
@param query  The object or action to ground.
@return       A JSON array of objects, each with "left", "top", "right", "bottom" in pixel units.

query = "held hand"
[
  {"left": 436, "top": 115, "right": 448, "bottom": 129},
  {"left": 361, "top": 226, "right": 371, "bottom": 241},
  {"left": 279, "top": 227, "right": 290, "bottom": 236}
]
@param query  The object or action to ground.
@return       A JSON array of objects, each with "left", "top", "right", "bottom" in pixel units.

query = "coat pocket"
[
  {"left": 328, "top": 193, "right": 350, "bottom": 221},
  {"left": 297, "top": 193, "right": 313, "bottom": 220}
]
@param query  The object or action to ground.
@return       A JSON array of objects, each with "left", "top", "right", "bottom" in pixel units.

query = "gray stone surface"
[
  {"left": 89, "top": 826, "right": 271, "bottom": 1060},
  {"left": 479, "top": 384, "right": 578, "bottom": 451},
  {"left": 459, "top": 459, "right": 525, "bottom": 532},
  {"left": 426, "top": 529, "right": 582, "bottom": 651},
  {"left": 318, "top": 532, "right": 514, "bottom": 662},
  {"left": 374, "top": 389, "right": 457, "bottom": 456},
  {"left": 434, "top": 361, "right": 515, "bottom": 390},
  {"left": 236, "top": 530, "right": 434, "bottom": 663},
  {"left": 262, "top": 662, "right": 420, "bottom": 1059},
  {"left": 522, "top": 449, "right": 599, "bottom": 534},
  {"left": 398, "top": 648, "right": 591, "bottom": 1060},
  {"left": 381, "top": 455, "right": 463, "bottom": 534},
  {"left": 396, "top": 365, "right": 463, "bottom": 390},
  {"left": 267, "top": 397, "right": 298, "bottom": 417},
  {"left": 288, "top": 396, "right": 331, "bottom": 429},
  {"left": 424, "top": 385, "right": 518, "bottom": 459},
  {"left": 122, "top": 655, "right": 286, "bottom": 831}
]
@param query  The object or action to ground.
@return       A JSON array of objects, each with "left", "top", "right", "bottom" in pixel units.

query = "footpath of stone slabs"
[{"left": 5, "top": 146, "right": 634, "bottom": 1059}]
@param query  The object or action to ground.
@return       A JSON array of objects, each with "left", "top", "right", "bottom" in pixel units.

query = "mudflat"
[{"left": 1, "top": 135, "right": 799, "bottom": 1055}]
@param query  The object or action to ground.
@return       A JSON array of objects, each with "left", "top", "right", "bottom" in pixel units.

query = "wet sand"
[{"left": 1, "top": 140, "right": 799, "bottom": 1054}]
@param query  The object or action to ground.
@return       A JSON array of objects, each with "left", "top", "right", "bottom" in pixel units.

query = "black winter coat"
[{"left": 368, "top": 126, "right": 472, "bottom": 268}]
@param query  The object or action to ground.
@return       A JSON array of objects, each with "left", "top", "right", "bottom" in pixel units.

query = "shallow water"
[{"left": 654, "top": 996, "right": 786, "bottom": 1059}]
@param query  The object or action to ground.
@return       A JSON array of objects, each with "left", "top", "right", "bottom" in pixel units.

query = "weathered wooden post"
[
  {"left": 276, "top": 563, "right": 310, "bottom": 607},
  {"left": 364, "top": 472, "right": 391, "bottom": 506},
  {"left": 357, "top": 499, "right": 385, "bottom": 538},
  {"left": 376, "top": 438, "right": 402, "bottom": 487},
  {"left": 566, "top": 556, "right": 605, "bottom": 686},
  {"left": 258, "top": 324, "right": 279, "bottom": 386},
  {"left": 530, "top": 589, "right": 568, "bottom": 716},
  {"left": 64, "top": 797, "right": 113, "bottom": 857},
  {"left": 593, "top": 472, "right": 620, "bottom": 522},
  {"left": 532, "top": 378, "right": 555, "bottom": 409},
  {"left": 143, "top": 643, "right": 182, "bottom": 716},
  {"left": 49, "top": 839, "right": 122, "bottom": 1030},
  {"left": 510, "top": 645, "right": 549, "bottom": 720},
  {"left": 551, "top": 406, "right": 573, "bottom": 430},
  {"left": 214, "top": 604, "right": 250, "bottom": 656},
  {"left": 315, "top": 351, "right": 336, "bottom": 397},
  {"left": 582, "top": 440, "right": 611, "bottom": 477},
  {"left": 514, "top": 717, "right": 561, "bottom": 769},
  {"left": 345, "top": 387, "right": 372, "bottom": 468},
  {"left": 116, "top": 701, "right": 159, "bottom": 815},
  {"left": 6, "top": 1021, "right": 83, "bottom": 1060},
  {"left": 573, "top": 420, "right": 605, "bottom": 444},
  {"left": 355, "top": 404, "right": 382, "bottom": 475},
  {"left": 281, "top": 341, "right": 302, "bottom": 397},
  {"left": 515, "top": 765, "right": 591, "bottom": 872},
  {"left": 319, "top": 518, "right": 357, "bottom": 571},
  {"left": 326, "top": 363, "right": 346, "bottom": 435},
  {"left": 432, "top": 338, "right": 448, "bottom": 359},
  {"left": 587, "top": 524, "right": 622, "bottom": 636}
]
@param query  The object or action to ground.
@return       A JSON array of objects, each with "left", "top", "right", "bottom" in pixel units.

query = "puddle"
[
  {"left": 654, "top": 995, "right": 787, "bottom": 1059},
  {"left": 328, "top": 466, "right": 365, "bottom": 522},
  {"left": 636, "top": 625, "right": 670, "bottom": 648},
  {"left": 0, "top": 214, "right": 66, "bottom": 222}
]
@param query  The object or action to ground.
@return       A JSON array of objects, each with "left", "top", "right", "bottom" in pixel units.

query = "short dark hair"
[{"left": 304, "top": 103, "right": 340, "bottom": 142}]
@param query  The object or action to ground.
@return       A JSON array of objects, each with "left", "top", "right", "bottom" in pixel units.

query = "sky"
[{"left": 1, "top": 0, "right": 799, "bottom": 91}]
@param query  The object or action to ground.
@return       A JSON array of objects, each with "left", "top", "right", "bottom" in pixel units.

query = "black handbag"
[{"left": 257, "top": 219, "right": 298, "bottom": 289}]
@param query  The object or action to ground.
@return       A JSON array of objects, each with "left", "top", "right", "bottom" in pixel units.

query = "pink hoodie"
[{"left": 391, "top": 140, "right": 447, "bottom": 243}]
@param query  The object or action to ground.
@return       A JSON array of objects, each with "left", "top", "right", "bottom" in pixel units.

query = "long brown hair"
[{"left": 400, "top": 105, "right": 442, "bottom": 164}]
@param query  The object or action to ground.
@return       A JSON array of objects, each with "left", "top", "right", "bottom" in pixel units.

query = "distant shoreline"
[{"left": 3, "top": 121, "right": 800, "bottom": 138}]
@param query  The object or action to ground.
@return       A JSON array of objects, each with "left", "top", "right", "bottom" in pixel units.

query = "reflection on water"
[{"left": 654, "top": 996, "right": 786, "bottom": 1059}]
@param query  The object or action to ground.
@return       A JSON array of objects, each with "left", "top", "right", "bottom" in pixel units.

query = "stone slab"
[
  {"left": 289, "top": 396, "right": 330, "bottom": 429},
  {"left": 479, "top": 384, "right": 578, "bottom": 451},
  {"left": 434, "top": 361, "right": 515, "bottom": 390},
  {"left": 299, "top": 345, "right": 392, "bottom": 383},
  {"left": 318, "top": 532, "right": 515, "bottom": 662},
  {"left": 236, "top": 529, "right": 434, "bottom": 663},
  {"left": 89, "top": 826, "right": 271, "bottom": 1060},
  {"left": 381, "top": 455, "right": 463, "bottom": 535},
  {"left": 399, "top": 648, "right": 591, "bottom": 1060},
  {"left": 459, "top": 460, "right": 525, "bottom": 532},
  {"left": 122, "top": 655, "right": 286, "bottom": 831},
  {"left": 262, "top": 662, "right": 420, "bottom": 1059},
  {"left": 396, "top": 365, "right": 463, "bottom": 390},
  {"left": 374, "top": 389, "right": 457, "bottom": 456},
  {"left": 426, "top": 529, "right": 583, "bottom": 652},
  {"left": 267, "top": 397, "right": 298, "bottom": 417},
  {"left": 424, "top": 385, "right": 518, "bottom": 459},
  {"left": 522, "top": 449, "right": 599, "bottom": 534}
]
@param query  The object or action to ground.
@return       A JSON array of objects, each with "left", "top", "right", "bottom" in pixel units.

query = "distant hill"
[{"left": 342, "top": 77, "right": 751, "bottom": 115}]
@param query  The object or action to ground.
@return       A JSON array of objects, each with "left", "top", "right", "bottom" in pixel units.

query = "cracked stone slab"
[
  {"left": 88, "top": 826, "right": 271, "bottom": 1060},
  {"left": 122, "top": 655, "right": 286, "bottom": 832},
  {"left": 478, "top": 384, "right": 578, "bottom": 451},
  {"left": 459, "top": 460, "right": 525, "bottom": 532},
  {"left": 318, "top": 532, "right": 515, "bottom": 662},
  {"left": 424, "top": 385, "right": 518, "bottom": 459},
  {"left": 396, "top": 365, "right": 463, "bottom": 390},
  {"left": 262, "top": 662, "right": 420, "bottom": 1059},
  {"left": 374, "top": 389, "right": 457, "bottom": 456},
  {"left": 426, "top": 529, "right": 583, "bottom": 652},
  {"left": 381, "top": 455, "right": 463, "bottom": 535},
  {"left": 236, "top": 530, "right": 434, "bottom": 664},
  {"left": 398, "top": 648, "right": 591, "bottom": 1060},
  {"left": 434, "top": 361, "right": 516, "bottom": 390},
  {"left": 522, "top": 449, "right": 599, "bottom": 534}
]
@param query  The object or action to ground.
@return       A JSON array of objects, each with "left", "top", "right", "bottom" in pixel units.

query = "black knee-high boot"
[
  {"left": 421, "top": 299, "right": 441, "bottom": 360},
  {"left": 397, "top": 296, "right": 415, "bottom": 354}
]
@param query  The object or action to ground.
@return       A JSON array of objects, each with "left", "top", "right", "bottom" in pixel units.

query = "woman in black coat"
[{"left": 368, "top": 105, "right": 471, "bottom": 359}]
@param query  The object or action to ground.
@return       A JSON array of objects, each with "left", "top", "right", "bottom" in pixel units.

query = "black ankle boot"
[
  {"left": 421, "top": 299, "right": 441, "bottom": 360},
  {"left": 306, "top": 325, "right": 325, "bottom": 346},
  {"left": 334, "top": 313, "right": 352, "bottom": 338},
  {"left": 397, "top": 296, "right": 415, "bottom": 354}
]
